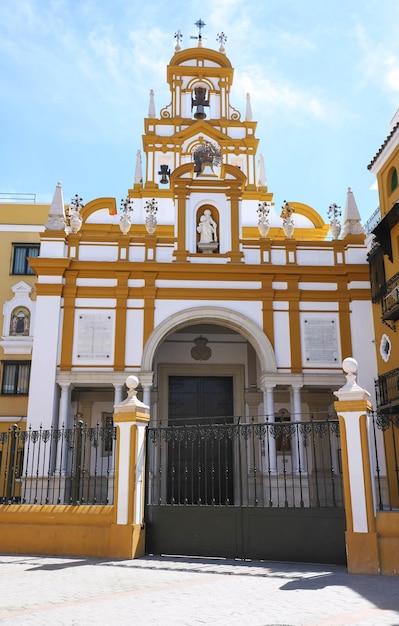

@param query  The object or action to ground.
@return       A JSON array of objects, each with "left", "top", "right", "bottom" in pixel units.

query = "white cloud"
[
  {"left": 233, "top": 65, "right": 341, "bottom": 126},
  {"left": 355, "top": 21, "right": 399, "bottom": 94}
]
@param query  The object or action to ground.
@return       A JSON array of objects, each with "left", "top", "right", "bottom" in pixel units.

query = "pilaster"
[
  {"left": 334, "top": 357, "right": 379, "bottom": 574},
  {"left": 111, "top": 376, "right": 150, "bottom": 558}
]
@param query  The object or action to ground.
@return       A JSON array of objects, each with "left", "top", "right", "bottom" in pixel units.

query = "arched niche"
[
  {"left": 196, "top": 204, "right": 220, "bottom": 252},
  {"left": 0, "top": 281, "right": 35, "bottom": 354},
  {"left": 10, "top": 306, "right": 30, "bottom": 336}
]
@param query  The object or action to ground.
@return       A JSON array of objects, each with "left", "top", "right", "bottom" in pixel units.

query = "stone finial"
[
  {"left": 115, "top": 375, "right": 149, "bottom": 411},
  {"left": 245, "top": 93, "right": 253, "bottom": 122},
  {"left": 334, "top": 357, "right": 370, "bottom": 401},
  {"left": 148, "top": 89, "right": 156, "bottom": 118},
  {"left": 45, "top": 181, "right": 66, "bottom": 231},
  {"left": 342, "top": 187, "right": 365, "bottom": 237},
  {"left": 257, "top": 153, "right": 267, "bottom": 187},
  {"left": 134, "top": 150, "right": 143, "bottom": 185}
]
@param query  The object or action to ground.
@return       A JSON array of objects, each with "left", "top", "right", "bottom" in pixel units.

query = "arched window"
[
  {"left": 9, "top": 307, "right": 30, "bottom": 336},
  {"left": 390, "top": 167, "right": 398, "bottom": 194}
]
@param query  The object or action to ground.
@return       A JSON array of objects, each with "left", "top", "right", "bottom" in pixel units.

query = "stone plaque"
[
  {"left": 304, "top": 318, "right": 338, "bottom": 363},
  {"left": 76, "top": 313, "right": 113, "bottom": 360}
]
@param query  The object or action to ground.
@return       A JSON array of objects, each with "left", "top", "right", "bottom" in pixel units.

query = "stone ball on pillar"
[
  {"left": 342, "top": 358, "right": 357, "bottom": 374},
  {"left": 126, "top": 375, "right": 139, "bottom": 390}
]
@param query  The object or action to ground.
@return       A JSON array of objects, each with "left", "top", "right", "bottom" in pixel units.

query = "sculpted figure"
[{"left": 197, "top": 209, "right": 217, "bottom": 243}]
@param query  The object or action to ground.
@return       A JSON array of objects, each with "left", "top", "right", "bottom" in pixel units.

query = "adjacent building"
[{"left": 368, "top": 109, "right": 399, "bottom": 509}]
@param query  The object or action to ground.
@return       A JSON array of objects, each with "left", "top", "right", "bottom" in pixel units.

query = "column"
[
  {"left": 113, "top": 383, "right": 124, "bottom": 407},
  {"left": 290, "top": 383, "right": 303, "bottom": 473},
  {"left": 334, "top": 357, "right": 378, "bottom": 575},
  {"left": 139, "top": 372, "right": 154, "bottom": 411},
  {"left": 58, "top": 382, "right": 71, "bottom": 429},
  {"left": 264, "top": 384, "right": 277, "bottom": 474}
]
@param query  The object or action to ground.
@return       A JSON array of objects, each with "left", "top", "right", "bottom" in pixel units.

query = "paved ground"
[{"left": 0, "top": 554, "right": 398, "bottom": 625}]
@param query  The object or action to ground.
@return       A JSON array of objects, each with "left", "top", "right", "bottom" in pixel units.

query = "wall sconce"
[
  {"left": 158, "top": 164, "right": 171, "bottom": 185},
  {"left": 145, "top": 198, "right": 158, "bottom": 235},
  {"left": 119, "top": 196, "right": 134, "bottom": 235},
  {"left": 66, "top": 194, "right": 84, "bottom": 234}
]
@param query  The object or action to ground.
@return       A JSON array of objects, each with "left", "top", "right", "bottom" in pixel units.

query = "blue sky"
[{"left": 1, "top": 0, "right": 399, "bottom": 224}]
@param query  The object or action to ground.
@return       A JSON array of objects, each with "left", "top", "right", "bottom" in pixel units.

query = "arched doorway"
[{"left": 143, "top": 308, "right": 345, "bottom": 564}]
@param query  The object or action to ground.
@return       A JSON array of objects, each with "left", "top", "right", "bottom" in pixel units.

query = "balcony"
[
  {"left": 375, "top": 367, "right": 399, "bottom": 411},
  {"left": 382, "top": 271, "right": 399, "bottom": 321}
]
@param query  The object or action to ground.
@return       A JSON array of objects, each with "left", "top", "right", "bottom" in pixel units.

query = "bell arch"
[{"left": 141, "top": 306, "right": 277, "bottom": 375}]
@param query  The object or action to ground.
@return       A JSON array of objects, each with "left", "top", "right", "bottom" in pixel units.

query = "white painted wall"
[
  {"left": 125, "top": 309, "right": 144, "bottom": 367},
  {"left": 153, "top": 300, "right": 263, "bottom": 330},
  {"left": 27, "top": 295, "right": 63, "bottom": 429},
  {"left": 349, "top": 300, "right": 378, "bottom": 408},
  {"left": 273, "top": 309, "right": 291, "bottom": 369}
]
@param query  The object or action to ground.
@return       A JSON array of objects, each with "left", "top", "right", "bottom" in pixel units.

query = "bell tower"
[
  {"left": 140, "top": 23, "right": 262, "bottom": 191},
  {"left": 128, "top": 20, "right": 273, "bottom": 263}
]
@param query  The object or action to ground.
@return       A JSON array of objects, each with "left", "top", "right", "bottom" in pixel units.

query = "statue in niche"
[
  {"left": 197, "top": 209, "right": 218, "bottom": 243},
  {"left": 197, "top": 208, "right": 219, "bottom": 254}
]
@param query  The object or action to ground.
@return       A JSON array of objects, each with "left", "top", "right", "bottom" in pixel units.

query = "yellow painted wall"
[{"left": 0, "top": 505, "right": 146, "bottom": 559}]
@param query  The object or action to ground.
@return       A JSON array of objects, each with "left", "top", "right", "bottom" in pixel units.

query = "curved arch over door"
[{"left": 141, "top": 306, "right": 277, "bottom": 374}]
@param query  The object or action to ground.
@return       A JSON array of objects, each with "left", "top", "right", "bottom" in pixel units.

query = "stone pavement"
[{"left": 0, "top": 554, "right": 398, "bottom": 625}]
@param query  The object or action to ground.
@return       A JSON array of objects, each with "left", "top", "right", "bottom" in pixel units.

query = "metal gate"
[{"left": 145, "top": 416, "right": 346, "bottom": 564}]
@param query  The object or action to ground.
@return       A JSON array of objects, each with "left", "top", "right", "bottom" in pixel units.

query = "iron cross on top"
[{"left": 191, "top": 19, "right": 206, "bottom": 41}]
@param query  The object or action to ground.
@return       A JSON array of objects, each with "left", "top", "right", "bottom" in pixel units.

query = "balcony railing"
[
  {"left": 375, "top": 368, "right": 399, "bottom": 410},
  {"left": 364, "top": 206, "right": 381, "bottom": 235},
  {"left": 382, "top": 271, "right": 399, "bottom": 321}
]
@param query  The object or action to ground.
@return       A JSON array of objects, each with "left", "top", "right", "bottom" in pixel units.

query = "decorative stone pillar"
[
  {"left": 139, "top": 372, "right": 154, "bottom": 410},
  {"left": 290, "top": 383, "right": 303, "bottom": 474},
  {"left": 110, "top": 375, "right": 150, "bottom": 559},
  {"left": 334, "top": 358, "right": 378, "bottom": 575},
  {"left": 265, "top": 384, "right": 277, "bottom": 474},
  {"left": 58, "top": 382, "right": 71, "bottom": 429},
  {"left": 113, "top": 383, "right": 124, "bottom": 407}
]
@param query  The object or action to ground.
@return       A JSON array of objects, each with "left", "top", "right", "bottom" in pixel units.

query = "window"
[
  {"left": 368, "top": 245, "right": 386, "bottom": 303},
  {"left": 12, "top": 244, "right": 39, "bottom": 275},
  {"left": 390, "top": 168, "right": 398, "bottom": 194},
  {"left": 1, "top": 361, "right": 31, "bottom": 395}
]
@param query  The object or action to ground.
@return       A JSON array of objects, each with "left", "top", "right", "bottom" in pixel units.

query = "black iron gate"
[{"left": 145, "top": 416, "right": 346, "bottom": 564}]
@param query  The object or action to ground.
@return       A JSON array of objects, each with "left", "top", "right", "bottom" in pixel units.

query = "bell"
[
  {"left": 158, "top": 164, "right": 170, "bottom": 184},
  {"left": 192, "top": 86, "right": 209, "bottom": 120},
  {"left": 194, "top": 105, "right": 206, "bottom": 120}
]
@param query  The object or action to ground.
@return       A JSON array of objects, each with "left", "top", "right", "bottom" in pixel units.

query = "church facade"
[
  {"left": 0, "top": 33, "right": 380, "bottom": 563},
  {"left": 21, "top": 40, "right": 376, "bottom": 438}
]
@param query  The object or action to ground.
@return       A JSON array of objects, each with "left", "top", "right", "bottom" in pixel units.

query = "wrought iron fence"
[
  {"left": 0, "top": 422, "right": 116, "bottom": 505},
  {"left": 371, "top": 412, "right": 399, "bottom": 511},
  {"left": 146, "top": 415, "right": 343, "bottom": 509}
]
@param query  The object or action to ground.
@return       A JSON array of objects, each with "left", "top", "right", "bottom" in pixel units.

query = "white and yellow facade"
[
  {"left": 1, "top": 40, "right": 377, "bottom": 449},
  {"left": 0, "top": 40, "right": 385, "bottom": 565}
]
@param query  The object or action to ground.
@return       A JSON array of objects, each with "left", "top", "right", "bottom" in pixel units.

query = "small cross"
[{"left": 191, "top": 19, "right": 206, "bottom": 41}]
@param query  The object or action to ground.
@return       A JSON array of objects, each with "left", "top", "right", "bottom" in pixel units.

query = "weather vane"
[
  {"left": 190, "top": 19, "right": 206, "bottom": 42},
  {"left": 174, "top": 30, "right": 183, "bottom": 45},
  {"left": 216, "top": 32, "right": 227, "bottom": 46}
]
